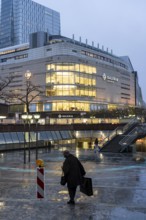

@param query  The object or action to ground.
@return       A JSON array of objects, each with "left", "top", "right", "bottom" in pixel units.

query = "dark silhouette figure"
[
  {"left": 48, "top": 141, "right": 51, "bottom": 152},
  {"left": 94, "top": 138, "right": 98, "bottom": 147},
  {"left": 94, "top": 138, "right": 101, "bottom": 161},
  {"left": 62, "top": 150, "right": 86, "bottom": 205}
]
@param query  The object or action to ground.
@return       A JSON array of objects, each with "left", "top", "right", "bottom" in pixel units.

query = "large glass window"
[
  {"left": 17, "top": 132, "right": 24, "bottom": 143},
  {"left": 56, "top": 63, "right": 95, "bottom": 74},
  {"left": 30, "top": 104, "right": 36, "bottom": 112},
  {"left": 39, "top": 131, "right": 48, "bottom": 140},
  {"left": 30, "top": 132, "right": 36, "bottom": 142},
  {"left": 51, "top": 101, "right": 89, "bottom": 111},
  {"left": 3, "top": 133, "right": 12, "bottom": 144},
  {"left": 46, "top": 63, "right": 97, "bottom": 111},
  {"left": 46, "top": 63, "right": 96, "bottom": 98},
  {"left": 44, "top": 103, "right": 52, "bottom": 111},
  {"left": 60, "top": 130, "right": 72, "bottom": 139},
  {"left": 50, "top": 131, "right": 58, "bottom": 140},
  {"left": 46, "top": 131, "right": 53, "bottom": 140},
  {"left": 0, "top": 133, "right": 5, "bottom": 144},
  {"left": 11, "top": 132, "right": 19, "bottom": 143},
  {"left": 55, "top": 131, "right": 62, "bottom": 139}
]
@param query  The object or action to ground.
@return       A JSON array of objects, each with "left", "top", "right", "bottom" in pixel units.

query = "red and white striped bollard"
[
  {"left": 37, "top": 167, "right": 45, "bottom": 198},
  {"left": 36, "top": 159, "right": 45, "bottom": 199}
]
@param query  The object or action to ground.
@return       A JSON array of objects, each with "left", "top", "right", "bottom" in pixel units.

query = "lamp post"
[
  {"left": 25, "top": 70, "right": 32, "bottom": 80},
  {"left": 24, "top": 70, "right": 32, "bottom": 113},
  {"left": 21, "top": 114, "right": 27, "bottom": 164},
  {"left": 33, "top": 114, "right": 40, "bottom": 160},
  {"left": 21, "top": 113, "right": 32, "bottom": 163},
  {"left": 27, "top": 114, "right": 32, "bottom": 162},
  {"left": 24, "top": 70, "right": 32, "bottom": 162}
]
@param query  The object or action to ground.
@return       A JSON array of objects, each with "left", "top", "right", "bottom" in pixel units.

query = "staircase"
[
  {"left": 100, "top": 118, "right": 146, "bottom": 153},
  {"left": 119, "top": 124, "right": 146, "bottom": 152}
]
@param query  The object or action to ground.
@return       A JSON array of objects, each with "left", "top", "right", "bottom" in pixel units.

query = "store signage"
[
  {"left": 80, "top": 112, "right": 86, "bottom": 116},
  {"left": 102, "top": 73, "right": 118, "bottom": 82},
  {"left": 58, "top": 114, "right": 73, "bottom": 118}
]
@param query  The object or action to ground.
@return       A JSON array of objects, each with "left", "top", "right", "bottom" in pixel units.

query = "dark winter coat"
[
  {"left": 94, "top": 138, "right": 98, "bottom": 146},
  {"left": 62, "top": 154, "right": 86, "bottom": 188}
]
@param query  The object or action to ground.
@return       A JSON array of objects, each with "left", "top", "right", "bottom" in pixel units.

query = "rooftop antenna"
[
  {"left": 72, "top": 34, "right": 75, "bottom": 43},
  {"left": 86, "top": 39, "right": 88, "bottom": 46}
]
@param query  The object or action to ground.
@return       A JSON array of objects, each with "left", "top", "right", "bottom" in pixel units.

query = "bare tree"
[
  {"left": 3, "top": 81, "right": 44, "bottom": 113},
  {"left": 0, "top": 75, "right": 14, "bottom": 93},
  {"left": 0, "top": 75, "right": 14, "bottom": 101}
]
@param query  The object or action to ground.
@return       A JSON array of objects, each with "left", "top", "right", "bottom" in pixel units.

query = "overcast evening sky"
[{"left": 35, "top": 0, "right": 146, "bottom": 102}]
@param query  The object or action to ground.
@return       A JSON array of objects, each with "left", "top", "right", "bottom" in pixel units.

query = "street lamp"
[
  {"left": 24, "top": 70, "right": 32, "bottom": 113},
  {"left": 24, "top": 70, "right": 32, "bottom": 162},
  {"left": 33, "top": 114, "right": 40, "bottom": 160},
  {"left": 25, "top": 70, "right": 32, "bottom": 80}
]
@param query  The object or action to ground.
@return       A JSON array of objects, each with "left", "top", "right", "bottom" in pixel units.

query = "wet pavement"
[{"left": 0, "top": 148, "right": 146, "bottom": 220}]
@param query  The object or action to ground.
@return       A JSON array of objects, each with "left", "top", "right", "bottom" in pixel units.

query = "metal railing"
[
  {"left": 99, "top": 127, "right": 121, "bottom": 147},
  {"left": 119, "top": 124, "right": 146, "bottom": 152},
  {"left": 122, "top": 117, "right": 138, "bottom": 133},
  {"left": 99, "top": 118, "right": 139, "bottom": 148}
]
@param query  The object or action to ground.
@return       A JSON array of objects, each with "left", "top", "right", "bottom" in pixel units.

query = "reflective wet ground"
[{"left": 0, "top": 148, "right": 146, "bottom": 220}]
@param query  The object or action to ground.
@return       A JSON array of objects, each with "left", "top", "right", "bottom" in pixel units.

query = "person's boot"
[{"left": 67, "top": 200, "right": 75, "bottom": 205}]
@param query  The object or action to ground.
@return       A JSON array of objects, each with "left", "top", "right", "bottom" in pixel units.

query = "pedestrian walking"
[
  {"left": 94, "top": 138, "right": 99, "bottom": 152},
  {"left": 61, "top": 150, "right": 86, "bottom": 205},
  {"left": 94, "top": 138, "right": 98, "bottom": 147},
  {"left": 94, "top": 138, "right": 100, "bottom": 160},
  {"left": 48, "top": 141, "right": 51, "bottom": 152}
]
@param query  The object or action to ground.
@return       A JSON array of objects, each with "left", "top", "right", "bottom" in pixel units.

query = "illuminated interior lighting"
[
  {"left": 75, "top": 148, "right": 80, "bottom": 158},
  {"left": 54, "top": 85, "right": 77, "bottom": 88},
  {"left": 76, "top": 131, "right": 79, "bottom": 138},
  {"left": 56, "top": 72, "right": 72, "bottom": 76}
]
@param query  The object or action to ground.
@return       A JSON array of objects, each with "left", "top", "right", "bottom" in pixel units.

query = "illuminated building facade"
[{"left": 0, "top": 34, "right": 144, "bottom": 119}]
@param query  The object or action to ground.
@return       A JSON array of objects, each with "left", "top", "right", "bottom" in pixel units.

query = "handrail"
[
  {"left": 122, "top": 118, "right": 138, "bottom": 133},
  {"left": 119, "top": 125, "right": 146, "bottom": 152},
  {"left": 99, "top": 126, "right": 120, "bottom": 147},
  {"left": 99, "top": 118, "right": 138, "bottom": 148},
  {"left": 119, "top": 127, "right": 138, "bottom": 146}
]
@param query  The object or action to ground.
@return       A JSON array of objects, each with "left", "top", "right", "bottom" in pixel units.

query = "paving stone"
[{"left": 0, "top": 149, "right": 146, "bottom": 220}]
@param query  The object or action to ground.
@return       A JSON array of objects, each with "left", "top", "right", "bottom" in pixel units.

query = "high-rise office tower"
[{"left": 0, "top": 0, "right": 60, "bottom": 49}]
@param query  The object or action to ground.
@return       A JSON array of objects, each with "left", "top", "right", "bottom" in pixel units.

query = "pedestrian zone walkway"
[{"left": 0, "top": 149, "right": 146, "bottom": 220}]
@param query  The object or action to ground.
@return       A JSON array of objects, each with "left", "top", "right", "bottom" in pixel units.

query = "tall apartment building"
[{"left": 0, "top": 0, "right": 60, "bottom": 49}]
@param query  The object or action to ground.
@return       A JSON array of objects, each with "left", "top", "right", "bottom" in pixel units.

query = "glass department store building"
[{"left": 0, "top": 33, "right": 144, "bottom": 124}]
